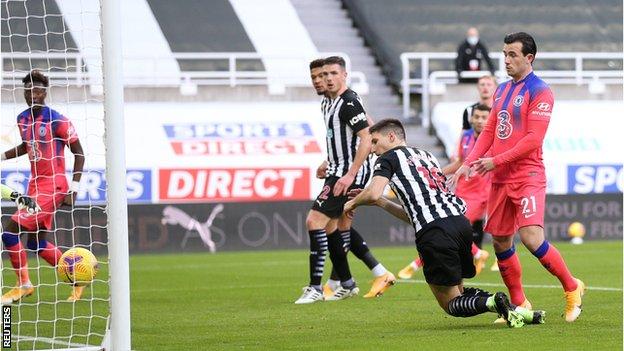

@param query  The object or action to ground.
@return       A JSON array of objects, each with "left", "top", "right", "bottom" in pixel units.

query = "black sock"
[
  {"left": 472, "top": 220, "right": 484, "bottom": 248},
  {"left": 350, "top": 227, "right": 379, "bottom": 270},
  {"left": 447, "top": 294, "right": 490, "bottom": 317},
  {"left": 327, "top": 230, "right": 352, "bottom": 283},
  {"left": 308, "top": 229, "right": 327, "bottom": 289},
  {"left": 340, "top": 230, "right": 351, "bottom": 252},
  {"left": 330, "top": 267, "right": 340, "bottom": 281}
]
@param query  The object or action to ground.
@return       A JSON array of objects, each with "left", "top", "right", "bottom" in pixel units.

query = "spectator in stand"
[
  {"left": 456, "top": 27, "right": 496, "bottom": 83},
  {"left": 461, "top": 75, "right": 497, "bottom": 131}
]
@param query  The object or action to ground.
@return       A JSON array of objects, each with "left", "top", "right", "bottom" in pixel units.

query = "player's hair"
[
  {"left": 472, "top": 104, "right": 491, "bottom": 115},
  {"left": 324, "top": 56, "right": 346, "bottom": 69},
  {"left": 22, "top": 69, "right": 49, "bottom": 87},
  {"left": 309, "top": 58, "right": 326, "bottom": 70},
  {"left": 369, "top": 118, "right": 406, "bottom": 140},
  {"left": 477, "top": 75, "right": 496, "bottom": 84},
  {"left": 504, "top": 32, "right": 537, "bottom": 58}
]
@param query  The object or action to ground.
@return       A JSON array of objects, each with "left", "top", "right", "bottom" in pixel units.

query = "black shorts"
[
  {"left": 415, "top": 215, "right": 476, "bottom": 286},
  {"left": 311, "top": 176, "right": 364, "bottom": 219}
]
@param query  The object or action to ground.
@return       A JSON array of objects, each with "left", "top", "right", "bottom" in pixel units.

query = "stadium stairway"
[{"left": 290, "top": 0, "right": 447, "bottom": 160}]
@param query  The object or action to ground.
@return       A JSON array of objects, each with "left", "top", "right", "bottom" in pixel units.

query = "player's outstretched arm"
[
  {"left": 1, "top": 184, "right": 41, "bottom": 214},
  {"left": 0, "top": 184, "right": 15, "bottom": 200},
  {"left": 448, "top": 165, "right": 472, "bottom": 192},
  {"left": 491, "top": 118, "right": 550, "bottom": 167},
  {"left": 64, "top": 139, "right": 85, "bottom": 206},
  {"left": 344, "top": 175, "right": 388, "bottom": 211},
  {"left": 347, "top": 185, "right": 410, "bottom": 224},
  {"left": 443, "top": 157, "right": 463, "bottom": 175},
  {"left": 1, "top": 142, "right": 27, "bottom": 161},
  {"left": 375, "top": 197, "right": 411, "bottom": 224}
]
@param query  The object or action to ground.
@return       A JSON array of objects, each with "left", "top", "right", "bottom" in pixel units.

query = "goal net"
[{"left": 1, "top": 0, "right": 129, "bottom": 349}]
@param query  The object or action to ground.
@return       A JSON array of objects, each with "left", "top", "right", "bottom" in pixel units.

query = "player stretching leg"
[
  {"left": 1, "top": 70, "right": 85, "bottom": 304},
  {"left": 398, "top": 105, "right": 493, "bottom": 279},
  {"left": 345, "top": 119, "right": 544, "bottom": 327},
  {"left": 452, "top": 32, "right": 585, "bottom": 322},
  {"left": 308, "top": 59, "right": 394, "bottom": 299}
]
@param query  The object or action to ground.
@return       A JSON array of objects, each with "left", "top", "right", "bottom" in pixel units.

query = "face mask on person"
[{"left": 467, "top": 36, "right": 479, "bottom": 46}]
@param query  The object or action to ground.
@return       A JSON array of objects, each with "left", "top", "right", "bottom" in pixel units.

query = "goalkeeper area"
[{"left": 13, "top": 240, "right": 609, "bottom": 350}]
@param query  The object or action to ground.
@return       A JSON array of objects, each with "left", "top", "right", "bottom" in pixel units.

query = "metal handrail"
[
  {"left": 0, "top": 51, "right": 368, "bottom": 93},
  {"left": 400, "top": 51, "right": 624, "bottom": 125}
]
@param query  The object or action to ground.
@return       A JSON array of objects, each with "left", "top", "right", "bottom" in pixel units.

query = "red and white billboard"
[
  {"left": 1, "top": 102, "right": 326, "bottom": 203},
  {"left": 159, "top": 168, "right": 311, "bottom": 202},
  {"left": 170, "top": 139, "right": 321, "bottom": 156},
  {"left": 165, "top": 122, "right": 322, "bottom": 156}
]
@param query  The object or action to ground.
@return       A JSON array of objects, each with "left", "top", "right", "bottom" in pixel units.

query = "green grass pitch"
[{"left": 4, "top": 241, "right": 622, "bottom": 350}]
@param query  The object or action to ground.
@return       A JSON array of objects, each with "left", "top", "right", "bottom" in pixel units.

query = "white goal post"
[
  {"left": 102, "top": 0, "right": 132, "bottom": 350},
  {"left": 0, "top": 0, "right": 131, "bottom": 349}
]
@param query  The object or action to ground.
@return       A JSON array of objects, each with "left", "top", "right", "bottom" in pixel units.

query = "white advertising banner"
[{"left": 1, "top": 102, "right": 329, "bottom": 203}]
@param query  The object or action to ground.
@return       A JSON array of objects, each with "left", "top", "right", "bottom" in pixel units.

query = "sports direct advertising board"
[
  {"left": 0, "top": 102, "right": 327, "bottom": 204},
  {"left": 432, "top": 100, "right": 624, "bottom": 194},
  {"left": 2, "top": 100, "right": 621, "bottom": 206},
  {"left": 2, "top": 101, "right": 620, "bottom": 251}
]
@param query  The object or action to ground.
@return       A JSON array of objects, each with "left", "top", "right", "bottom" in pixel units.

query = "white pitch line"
[
  {"left": 398, "top": 279, "right": 622, "bottom": 292},
  {"left": 12, "top": 334, "right": 101, "bottom": 350}
]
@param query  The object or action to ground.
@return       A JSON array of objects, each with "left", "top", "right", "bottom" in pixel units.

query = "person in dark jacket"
[{"left": 456, "top": 27, "right": 495, "bottom": 83}]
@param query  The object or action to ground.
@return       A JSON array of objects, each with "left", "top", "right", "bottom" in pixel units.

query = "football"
[
  {"left": 568, "top": 222, "right": 586, "bottom": 238},
  {"left": 57, "top": 247, "right": 99, "bottom": 286}
]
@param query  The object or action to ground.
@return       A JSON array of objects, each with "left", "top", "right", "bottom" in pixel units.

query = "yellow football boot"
[
  {"left": 364, "top": 272, "right": 396, "bottom": 298},
  {"left": 1, "top": 285, "right": 34, "bottom": 304},
  {"left": 564, "top": 279, "right": 585, "bottom": 322}
]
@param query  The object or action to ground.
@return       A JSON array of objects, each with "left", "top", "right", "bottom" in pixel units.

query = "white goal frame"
[
  {"left": 102, "top": 0, "right": 132, "bottom": 350},
  {"left": 0, "top": 0, "right": 131, "bottom": 349}
]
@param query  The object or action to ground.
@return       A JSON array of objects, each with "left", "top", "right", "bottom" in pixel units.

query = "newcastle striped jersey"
[
  {"left": 321, "top": 88, "right": 372, "bottom": 185},
  {"left": 461, "top": 101, "right": 480, "bottom": 130},
  {"left": 373, "top": 146, "right": 466, "bottom": 233}
]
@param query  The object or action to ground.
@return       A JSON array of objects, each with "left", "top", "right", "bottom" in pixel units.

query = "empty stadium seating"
[
  {"left": 147, "top": 0, "right": 263, "bottom": 72},
  {"left": 1, "top": 0, "right": 78, "bottom": 73},
  {"left": 343, "top": 0, "right": 623, "bottom": 86}
]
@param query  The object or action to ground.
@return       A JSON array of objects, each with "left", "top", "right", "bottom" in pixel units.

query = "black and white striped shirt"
[
  {"left": 373, "top": 146, "right": 466, "bottom": 233},
  {"left": 462, "top": 101, "right": 479, "bottom": 130},
  {"left": 321, "top": 89, "right": 371, "bottom": 185}
]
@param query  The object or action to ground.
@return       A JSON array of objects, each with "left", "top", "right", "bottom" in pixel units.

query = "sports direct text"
[
  {"left": 159, "top": 168, "right": 310, "bottom": 202},
  {"left": 164, "top": 122, "right": 321, "bottom": 156}
]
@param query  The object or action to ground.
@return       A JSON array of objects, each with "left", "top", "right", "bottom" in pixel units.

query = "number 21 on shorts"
[{"left": 521, "top": 195, "right": 537, "bottom": 218}]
